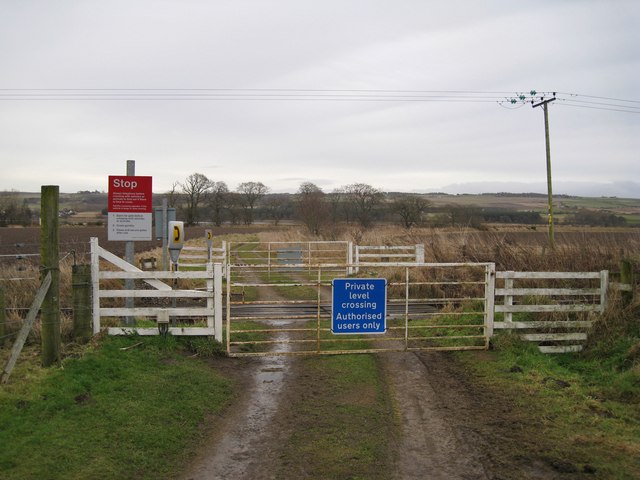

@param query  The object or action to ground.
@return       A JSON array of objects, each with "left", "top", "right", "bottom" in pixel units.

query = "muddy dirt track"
[{"left": 180, "top": 350, "right": 579, "bottom": 480}]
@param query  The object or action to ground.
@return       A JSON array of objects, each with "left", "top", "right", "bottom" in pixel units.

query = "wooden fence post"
[
  {"left": 620, "top": 260, "right": 634, "bottom": 306},
  {"left": 72, "top": 264, "right": 92, "bottom": 343},
  {"left": 485, "top": 263, "right": 496, "bottom": 342},
  {"left": 41, "top": 185, "right": 61, "bottom": 367},
  {"left": 0, "top": 286, "right": 5, "bottom": 346}
]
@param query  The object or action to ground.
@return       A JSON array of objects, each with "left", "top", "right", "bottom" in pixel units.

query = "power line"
[
  {"left": 560, "top": 98, "right": 640, "bottom": 109},
  {"left": 0, "top": 88, "right": 637, "bottom": 113},
  {"left": 0, "top": 88, "right": 521, "bottom": 94},
  {"left": 500, "top": 91, "right": 640, "bottom": 114},
  {"left": 556, "top": 91, "right": 640, "bottom": 104},
  {"left": 0, "top": 88, "right": 553, "bottom": 101},
  {"left": 556, "top": 103, "right": 640, "bottom": 114},
  {"left": 0, "top": 93, "right": 508, "bottom": 101},
  {"left": 557, "top": 98, "right": 640, "bottom": 111}
]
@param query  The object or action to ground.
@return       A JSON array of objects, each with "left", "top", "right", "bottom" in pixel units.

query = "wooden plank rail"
[
  {"left": 98, "top": 290, "right": 210, "bottom": 298},
  {"left": 494, "top": 270, "right": 608, "bottom": 353},
  {"left": 99, "top": 270, "right": 214, "bottom": 280},
  {"left": 493, "top": 320, "right": 592, "bottom": 329},
  {"left": 496, "top": 304, "right": 601, "bottom": 313}
]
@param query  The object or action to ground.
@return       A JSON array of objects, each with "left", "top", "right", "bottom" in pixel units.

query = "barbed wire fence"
[{"left": 0, "top": 242, "right": 88, "bottom": 347}]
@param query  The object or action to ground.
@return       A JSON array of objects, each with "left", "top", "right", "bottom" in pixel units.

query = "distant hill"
[
  {"left": 5, "top": 190, "right": 639, "bottom": 217},
  {"left": 428, "top": 180, "right": 640, "bottom": 199}
]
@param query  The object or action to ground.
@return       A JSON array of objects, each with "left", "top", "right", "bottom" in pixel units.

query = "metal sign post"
[
  {"left": 205, "top": 229, "right": 213, "bottom": 262},
  {"left": 167, "top": 221, "right": 184, "bottom": 309},
  {"left": 154, "top": 200, "right": 176, "bottom": 270}
]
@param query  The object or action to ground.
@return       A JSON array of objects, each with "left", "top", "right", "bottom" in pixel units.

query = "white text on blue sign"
[{"left": 332, "top": 279, "right": 387, "bottom": 334}]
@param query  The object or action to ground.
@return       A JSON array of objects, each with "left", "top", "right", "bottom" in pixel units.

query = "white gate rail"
[
  {"left": 354, "top": 244, "right": 425, "bottom": 273},
  {"left": 180, "top": 241, "right": 227, "bottom": 268},
  {"left": 90, "top": 238, "right": 223, "bottom": 341}
]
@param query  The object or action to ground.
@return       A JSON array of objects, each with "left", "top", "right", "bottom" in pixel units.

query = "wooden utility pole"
[
  {"left": 532, "top": 97, "right": 556, "bottom": 250},
  {"left": 40, "top": 185, "right": 61, "bottom": 366}
]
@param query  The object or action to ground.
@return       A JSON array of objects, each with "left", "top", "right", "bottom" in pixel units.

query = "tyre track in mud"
[
  {"left": 382, "top": 350, "right": 564, "bottom": 480},
  {"left": 382, "top": 351, "right": 492, "bottom": 480}
]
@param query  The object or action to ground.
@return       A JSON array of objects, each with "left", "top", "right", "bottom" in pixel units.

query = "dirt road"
[{"left": 181, "top": 348, "right": 570, "bottom": 480}]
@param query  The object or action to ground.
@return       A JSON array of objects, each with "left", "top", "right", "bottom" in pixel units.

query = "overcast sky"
[{"left": 1, "top": 0, "right": 638, "bottom": 197}]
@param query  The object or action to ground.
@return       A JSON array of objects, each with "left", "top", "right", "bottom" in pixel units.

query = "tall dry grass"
[
  {"left": 365, "top": 226, "right": 639, "bottom": 273},
  {"left": 257, "top": 224, "right": 639, "bottom": 273},
  {"left": 1, "top": 257, "right": 76, "bottom": 346}
]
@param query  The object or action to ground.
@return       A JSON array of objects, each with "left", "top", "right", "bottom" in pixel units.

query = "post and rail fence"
[{"left": 494, "top": 270, "right": 609, "bottom": 353}]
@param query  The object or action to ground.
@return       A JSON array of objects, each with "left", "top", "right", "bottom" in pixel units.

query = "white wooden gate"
[{"left": 90, "top": 238, "right": 223, "bottom": 341}]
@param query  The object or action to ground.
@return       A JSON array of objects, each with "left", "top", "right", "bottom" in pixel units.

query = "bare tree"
[
  {"left": 180, "top": 173, "right": 212, "bottom": 226},
  {"left": 328, "top": 187, "right": 346, "bottom": 223},
  {"left": 236, "top": 181, "right": 269, "bottom": 225},
  {"left": 0, "top": 192, "right": 32, "bottom": 226},
  {"left": 263, "top": 194, "right": 292, "bottom": 226},
  {"left": 344, "top": 183, "right": 384, "bottom": 228},
  {"left": 297, "top": 182, "right": 330, "bottom": 235},
  {"left": 392, "top": 195, "right": 430, "bottom": 229},
  {"left": 208, "top": 181, "right": 229, "bottom": 226},
  {"left": 225, "top": 192, "right": 242, "bottom": 225},
  {"left": 166, "top": 181, "right": 181, "bottom": 208}
]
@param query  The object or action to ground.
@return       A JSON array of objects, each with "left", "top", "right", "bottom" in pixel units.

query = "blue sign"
[{"left": 332, "top": 278, "right": 387, "bottom": 334}]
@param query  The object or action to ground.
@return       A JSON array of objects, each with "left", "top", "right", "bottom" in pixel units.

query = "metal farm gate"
[
  {"left": 226, "top": 240, "right": 352, "bottom": 271},
  {"left": 225, "top": 255, "right": 495, "bottom": 357}
]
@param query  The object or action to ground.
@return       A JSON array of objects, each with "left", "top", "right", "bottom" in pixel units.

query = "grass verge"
[
  {"left": 0, "top": 336, "right": 233, "bottom": 480},
  {"left": 457, "top": 325, "right": 640, "bottom": 479}
]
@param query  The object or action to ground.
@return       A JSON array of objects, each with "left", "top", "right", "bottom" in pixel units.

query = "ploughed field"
[{"left": 0, "top": 225, "right": 276, "bottom": 264}]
